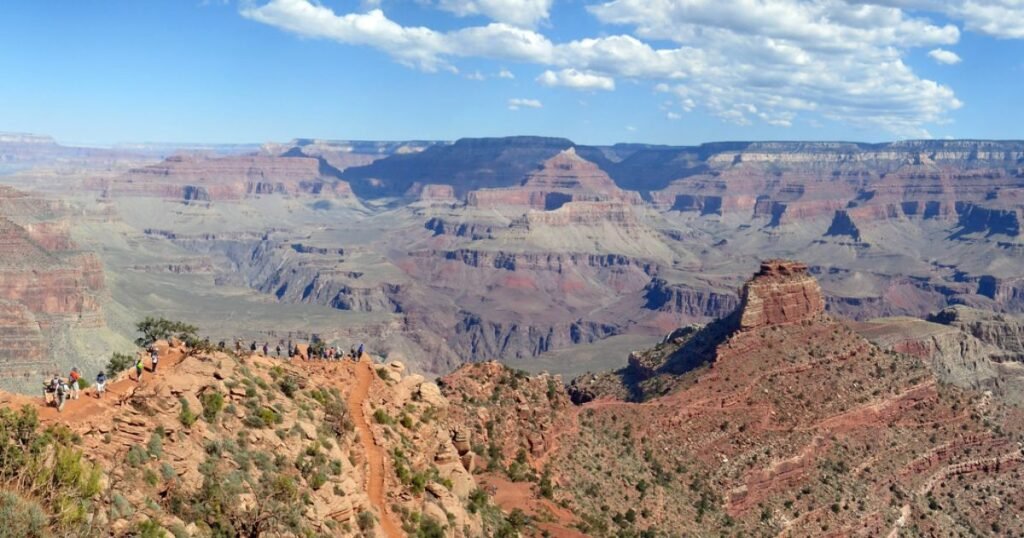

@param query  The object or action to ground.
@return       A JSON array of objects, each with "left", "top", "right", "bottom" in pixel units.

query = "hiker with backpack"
[
  {"left": 95, "top": 371, "right": 107, "bottom": 399},
  {"left": 135, "top": 355, "right": 144, "bottom": 382},
  {"left": 263, "top": 342, "right": 269, "bottom": 356},
  {"left": 43, "top": 374, "right": 60, "bottom": 405},
  {"left": 150, "top": 347, "right": 159, "bottom": 373},
  {"left": 54, "top": 379, "right": 69, "bottom": 412}
]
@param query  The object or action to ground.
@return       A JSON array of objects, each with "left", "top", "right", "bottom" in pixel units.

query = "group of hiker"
[
  {"left": 41, "top": 346, "right": 159, "bottom": 412},
  {"left": 41, "top": 338, "right": 365, "bottom": 412},
  {"left": 42, "top": 367, "right": 102, "bottom": 412},
  {"left": 231, "top": 339, "right": 365, "bottom": 361}
]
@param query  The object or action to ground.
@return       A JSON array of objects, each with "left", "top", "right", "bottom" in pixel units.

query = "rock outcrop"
[
  {"left": 467, "top": 148, "right": 642, "bottom": 210},
  {"left": 737, "top": 260, "right": 826, "bottom": 329}
]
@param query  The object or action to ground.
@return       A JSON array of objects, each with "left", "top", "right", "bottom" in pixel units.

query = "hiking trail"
[{"left": 347, "top": 357, "right": 403, "bottom": 538}]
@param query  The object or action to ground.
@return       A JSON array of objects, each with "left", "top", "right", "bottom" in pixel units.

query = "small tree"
[
  {"left": 135, "top": 317, "right": 198, "bottom": 347},
  {"left": 106, "top": 352, "right": 135, "bottom": 378}
]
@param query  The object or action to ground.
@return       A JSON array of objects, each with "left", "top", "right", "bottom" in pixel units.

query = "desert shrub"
[
  {"left": 201, "top": 391, "right": 225, "bottom": 422},
  {"left": 106, "top": 352, "right": 135, "bottom": 377},
  {"left": 243, "top": 407, "right": 280, "bottom": 428},
  {"left": 415, "top": 515, "right": 446, "bottom": 538},
  {"left": 147, "top": 428, "right": 164, "bottom": 458},
  {"left": 357, "top": 511, "right": 376, "bottom": 532},
  {"left": 0, "top": 407, "right": 103, "bottom": 533},
  {"left": 373, "top": 409, "right": 394, "bottom": 425},
  {"left": 178, "top": 399, "right": 199, "bottom": 428},
  {"left": 127, "top": 444, "right": 149, "bottom": 467},
  {"left": 0, "top": 491, "right": 48, "bottom": 538},
  {"left": 278, "top": 376, "right": 299, "bottom": 398}
]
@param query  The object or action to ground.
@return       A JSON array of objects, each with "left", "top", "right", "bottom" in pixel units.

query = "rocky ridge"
[{"left": 448, "top": 260, "right": 1024, "bottom": 536}]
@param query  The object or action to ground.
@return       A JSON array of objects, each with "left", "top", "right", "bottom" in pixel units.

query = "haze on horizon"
[{"left": 2, "top": 0, "right": 1024, "bottom": 146}]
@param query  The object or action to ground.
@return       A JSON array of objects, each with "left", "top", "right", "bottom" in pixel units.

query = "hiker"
[
  {"left": 54, "top": 379, "right": 68, "bottom": 412},
  {"left": 357, "top": 343, "right": 364, "bottom": 358},
  {"left": 235, "top": 340, "right": 242, "bottom": 354},
  {"left": 250, "top": 341, "right": 257, "bottom": 353},
  {"left": 275, "top": 344, "right": 281, "bottom": 357},
  {"left": 150, "top": 347, "right": 159, "bottom": 373},
  {"left": 135, "top": 355, "right": 144, "bottom": 382},
  {"left": 262, "top": 342, "right": 269, "bottom": 356},
  {"left": 69, "top": 368, "right": 81, "bottom": 400},
  {"left": 95, "top": 371, "right": 107, "bottom": 399},
  {"left": 43, "top": 374, "right": 60, "bottom": 404}
]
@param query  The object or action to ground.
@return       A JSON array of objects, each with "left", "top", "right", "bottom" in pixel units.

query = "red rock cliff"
[{"left": 737, "top": 260, "right": 826, "bottom": 329}]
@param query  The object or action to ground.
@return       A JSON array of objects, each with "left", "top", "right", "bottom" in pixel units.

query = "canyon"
[
  {"left": 2, "top": 134, "right": 1024, "bottom": 384},
  {"left": 6, "top": 262, "right": 1022, "bottom": 536}
]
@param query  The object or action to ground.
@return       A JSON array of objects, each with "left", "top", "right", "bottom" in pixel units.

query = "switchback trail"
[{"left": 347, "top": 357, "right": 403, "bottom": 538}]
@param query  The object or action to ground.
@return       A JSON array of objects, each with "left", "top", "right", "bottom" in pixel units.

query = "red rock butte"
[
  {"left": 467, "top": 147, "right": 642, "bottom": 210},
  {"left": 737, "top": 259, "right": 826, "bottom": 330}
]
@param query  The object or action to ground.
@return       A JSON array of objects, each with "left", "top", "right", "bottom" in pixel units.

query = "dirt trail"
[
  {"left": 347, "top": 357, "right": 403, "bottom": 538},
  {"left": 2, "top": 344, "right": 187, "bottom": 423}
]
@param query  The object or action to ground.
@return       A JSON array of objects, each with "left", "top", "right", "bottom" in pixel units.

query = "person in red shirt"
[{"left": 69, "top": 368, "right": 81, "bottom": 400}]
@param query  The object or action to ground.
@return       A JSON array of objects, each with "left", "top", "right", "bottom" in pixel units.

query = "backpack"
[{"left": 70, "top": 371, "right": 80, "bottom": 382}]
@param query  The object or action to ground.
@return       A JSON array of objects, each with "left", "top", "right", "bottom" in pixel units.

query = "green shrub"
[
  {"left": 373, "top": 409, "right": 394, "bottom": 425},
  {"left": 179, "top": 399, "right": 199, "bottom": 428},
  {"left": 147, "top": 428, "right": 164, "bottom": 458},
  {"left": 127, "top": 444, "right": 149, "bottom": 467},
  {"left": 201, "top": 391, "right": 225, "bottom": 422},
  {"left": 106, "top": 352, "right": 135, "bottom": 377},
  {"left": 136, "top": 518, "right": 167, "bottom": 537},
  {"left": 0, "top": 491, "right": 48, "bottom": 538},
  {"left": 357, "top": 511, "right": 376, "bottom": 532},
  {"left": 278, "top": 376, "right": 298, "bottom": 398}
]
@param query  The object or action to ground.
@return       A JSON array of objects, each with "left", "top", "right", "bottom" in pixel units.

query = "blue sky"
[{"left": 1, "top": 0, "right": 1022, "bottom": 146}]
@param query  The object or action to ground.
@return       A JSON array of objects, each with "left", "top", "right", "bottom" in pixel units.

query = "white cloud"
[
  {"left": 666, "top": 111, "right": 682, "bottom": 120},
  {"left": 508, "top": 98, "right": 543, "bottom": 110},
  {"left": 928, "top": 48, "right": 962, "bottom": 64},
  {"left": 242, "top": 0, "right": 1024, "bottom": 137},
  {"left": 434, "top": 0, "right": 553, "bottom": 27},
  {"left": 466, "top": 70, "right": 487, "bottom": 80},
  {"left": 537, "top": 68, "right": 616, "bottom": 91},
  {"left": 850, "top": 0, "right": 1024, "bottom": 39},
  {"left": 497, "top": 68, "right": 515, "bottom": 79},
  {"left": 588, "top": 0, "right": 965, "bottom": 136}
]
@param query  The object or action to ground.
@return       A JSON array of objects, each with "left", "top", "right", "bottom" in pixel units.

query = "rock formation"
[
  {"left": 0, "top": 186, "right": 105, "bottom": 380},
  {"left": 467, "top": 148, "right": 642, "bottom": 210},
  {"left": 737, "top": 260, "right": 826, "bottom": 329},
  {"left": 102, "top": 154, "right": 355, "bottom": 201},
  {"left": 467, "top": 261, "right": 1024, "bottom": 535}
]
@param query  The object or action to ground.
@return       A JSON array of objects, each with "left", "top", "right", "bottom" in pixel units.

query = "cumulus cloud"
[
  {"left": 434, "top": 0, "right": 553, "bottom": 27},
  {"left": 666, "top": 111, "right": 682, "bottom": 120},
  {"left": 508, "top": 98, "right": 543, "bottom": 110},
  {"left": 928, "top": 48, "right": 962, "bottom": 64},
  {"left": 242, "top": 0, "right": 1024, "bottom": 136},
  {"left": 537, "top": 68, "right": 616, "bottom": 90},
  {"left": 850, "top": 0, "right": 1024, "bottom": 39},
  {"left": 497, "top": 68, "right": 515, "bottom": 79}
]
